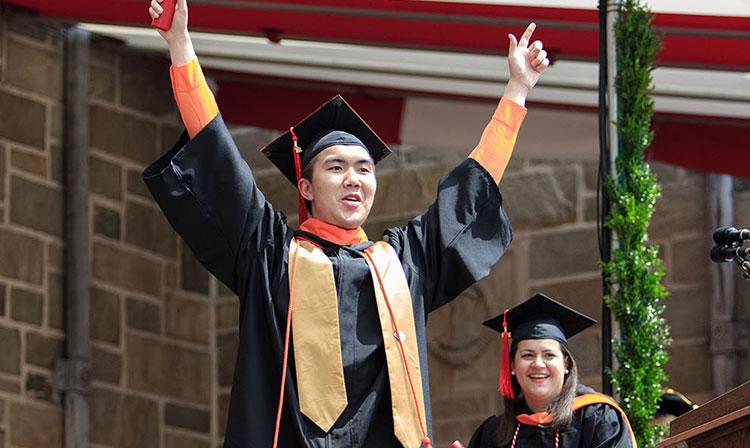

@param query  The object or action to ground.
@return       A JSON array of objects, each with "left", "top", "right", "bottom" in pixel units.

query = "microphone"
[
  {"left": 710, "top": 245, "right": 750, "bottom": 263},
  {"left": 712, "top": 226, "right": 750, "bottom": 245}
]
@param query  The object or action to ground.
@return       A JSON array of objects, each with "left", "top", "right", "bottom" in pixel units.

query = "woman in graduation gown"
[{"left": 468, "top": 294, "right": 636, "bottom": 448}]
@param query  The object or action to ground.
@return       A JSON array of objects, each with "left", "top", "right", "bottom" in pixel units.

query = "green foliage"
[{"left": 602, "top": 1, "right": 671, "bottom": 447}]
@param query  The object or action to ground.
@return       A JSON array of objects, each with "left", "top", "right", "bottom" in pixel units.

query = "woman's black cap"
[{"left": 483, "top": 293, "right": 597, "bottom": 347}]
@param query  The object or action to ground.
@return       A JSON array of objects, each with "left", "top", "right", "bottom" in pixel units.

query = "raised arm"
[
  {"left": 149, "top": 0, "right": 218, "bottom": 138},
  {"left": 469, "top": 23, "right": 549, "bottom": 183}
]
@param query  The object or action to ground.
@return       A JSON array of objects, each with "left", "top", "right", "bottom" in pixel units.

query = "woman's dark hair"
[{"left": 494, "top": 341, "right": 579, "bottom": 446}]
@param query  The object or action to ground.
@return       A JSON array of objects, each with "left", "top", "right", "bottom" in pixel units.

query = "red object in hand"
[
  {"left": 450, "top": 442, "right": 465, "bottom": 448},
  {"left": 152, "top": 0, "right": 177, "bottom": 31}
]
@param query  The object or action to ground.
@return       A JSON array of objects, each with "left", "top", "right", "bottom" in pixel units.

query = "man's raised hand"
[
  {"left": 506, "top": 23, "right": 549, "bottom": 98},
  {"left": 149, "top": 0, "right": 195, "bottom": 66}
]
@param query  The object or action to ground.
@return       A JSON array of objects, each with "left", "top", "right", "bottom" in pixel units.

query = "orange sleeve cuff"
[
  {"left": 469, "top": 97, "right": 527, "bottom": 183},
  {"left": 170, "top": 58, "right": 219, "bottom": 138}
]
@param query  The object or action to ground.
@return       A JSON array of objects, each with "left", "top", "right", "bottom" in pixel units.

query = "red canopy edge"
[{"left": 4, "top": 0, "right": 749, "bottom": 70}]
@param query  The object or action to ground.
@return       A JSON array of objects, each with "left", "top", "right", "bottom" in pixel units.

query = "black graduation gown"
[
  {"left": 467, "top": 386, "right": 634, "bottom": 448},
  {"left": 143, "top": 114, "right": 513, "bottom": 448}
]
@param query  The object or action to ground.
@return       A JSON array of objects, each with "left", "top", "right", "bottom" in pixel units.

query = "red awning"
[{"left": 4, "top": 0, "right": 749, "bottom": 70}]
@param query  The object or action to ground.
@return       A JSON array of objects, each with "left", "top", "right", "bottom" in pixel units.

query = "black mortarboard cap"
[
  {"left": 261, "top": 95, "right": 391, "bottom": 186},
  {"left": 657, "top": 388, "right": 698, "bottom": 416},
  {"left": 483, "top": 293, "right": 597, "bottom": 347}
]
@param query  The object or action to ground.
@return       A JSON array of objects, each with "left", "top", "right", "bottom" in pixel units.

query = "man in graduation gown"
[{"left": 145, "top": 0, "right": 549, "bottom": 446}]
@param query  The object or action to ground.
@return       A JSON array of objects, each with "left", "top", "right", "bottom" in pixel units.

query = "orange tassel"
[
  {"left": 290, "top": 127, "right": 308, "bottom": 223},
  {"left": 499, "top": 309, "right": 514, "bottom": 399}
]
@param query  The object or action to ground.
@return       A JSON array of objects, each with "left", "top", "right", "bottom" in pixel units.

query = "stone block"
[
  {"left": 0, "top": 326, "right": 20, "bottom": 374},
  {"left": 127, "top": 168, "right": 151, "bottom": 198},
  {"left": 166, "top": 293, "right": 209, "bottom": 345},
  {"left": 0, "top": 228, "right": 44, "bottom": 284},
  {"left": 10, "top": 287, "right": 43, "bottom": 325},
  {"left": 126, "top": 297, "right": 161, "bottom": 334},
  {"left": 10, "top": 148, "right": 46, "bottom": 178},
  {"left": 6, "top": 37, "right": 63, "bottom": 100},
  {"left": 90, "top": 387, "right": 122, "bottom": 445},
  {"left": 501, "top": 166, "right": 578, "bottom": 230},
  {"left": 165, "top": 432, "right": 210, "bottom": 448},
  {"left": 89, "top": 104, "right": 157, "bottom": 164},
  {"left": 254, "top": 170, "right": 299, "bottom": 217},
  {"left": 10, "top": 175, "right": 63, "bottom": 237},
  {"left": 25, "top": 332, "right": 64, "bottom": 370},
  {"left": 48, "top": 242, "right": 63, "bottom": 270},
  {"left": 215, "top": 300, "right": 239, "bottom": 330},
  {"left": 93, "top": 242, "right": 162, "bottom": 297},
  {"left": 583, "top": 162, "right": 598, "bottom": 192},
  {"left": 0, "top": 89, "right": 46, "bottom": 149},
  {"left": 47, "top": 272, "right": 63, "bottom": 330},
  {"left": 431, "top": 393, "right": 493, "bottom": 421},
  {"left": 372, "top": 165, "right": 449, "bottom": 217},
  {"left": 164, "top": 402, "right": 210, "bottom": 433},
  {"left": 664, "top": 342, "right": 712, "bottom": 395},
  {"left": 182, "top": 240, "right": 209, "bottom": 295},
  {"left": 583, "top": 195, "right": 597, "bottom": 223},
  {"left": 119, "top": 394, "right": 159, "bottom": 448},
  {"left": 217, "top": 277, "right": 235, "bottom": 298},
  {"left": 8, "top": 17, "right": 50, "bottom": 42},
  {"left": 25, "top": 372, "right": 53, "bottom": 402},
  {"left": 119, "top": 53, "right": 174, "bottom": 115},
  {"left": 0, "top": 378, "right": 20, "bottom": 394},
  {"left": 662, "top": 288, "right": 708, "bottom": 339},
  {"left": 0, "top": 397, "right": 4, "bottom": 422},
  {"left": 51, "top": 104, "right": 63, "bottom": 142},
  {"left": 529, "top": 228, "right": 599, "bottom": 279},
  {"left": 0, "top": 145, "right": 5, "bottom": 200},
  {"left": 432, "top": 417, "right": 488, "bottom": 448},
  {"left": 230, "top": 126, "right": 279, "bottom": 170},
  {"left": 533, "top": 277, "right": 603, "bottom": 323},
  {"left": 49, "top": 142, "right": 62, "bottom": 183},
  {"left": 568, "top": 327, "right": 601, "bottom": 379},
  {"left": 125, "top": 201, "right": 177, "bottom": 257},
  {"left": 94, "top": 204, "right": 121, "bottom": 240},
  {"left": 126, "top": 334, "right": 210, "bottom": 403},
  {"left": 0, "top": 284, "right": 5, "bottom": 316},
  {"left": 651, "top": 161, "right": 683, "bottom": 185},
  {"left": 90, "top": 155, "right": 122, "bottom": 201},
  {"left": 669, "top": 238, "right": 709, "bottom": 285},
  {"left": 9, "top": 402, "right": 62, "bottom": 448},
  {"left": 218, "top": 331, "right": 239, "bottom": 388},
  {"left": 92, "top": 346, "right": 121, "bottom": 384},
  {"left": 90, "top": 286, "right": 121, "bottom": 344},
  {"left": 651, "top": 184, "right": 706, "bottom": 240},
  {"left": 90, "top": 63, "right": 115, "bottom": 102},
  {"left": 218, "top": 392, "right": 230, "bottom": 435}
]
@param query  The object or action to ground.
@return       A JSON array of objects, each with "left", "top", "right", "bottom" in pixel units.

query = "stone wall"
[{"left": 0, "top": 11, "right": 747, "bottom": 448}]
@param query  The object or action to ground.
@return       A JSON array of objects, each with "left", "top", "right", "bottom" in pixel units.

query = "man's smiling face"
[{"left": 299, "top": 144, "right": 376, "bottom": 230}]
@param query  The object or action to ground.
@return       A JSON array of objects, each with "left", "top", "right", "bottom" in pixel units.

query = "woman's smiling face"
[{"left": 511, "top": 338, "right": 570, "bottom": 413}]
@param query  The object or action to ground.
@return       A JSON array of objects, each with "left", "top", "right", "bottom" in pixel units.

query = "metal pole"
[
  {"left": 55, "top": 27, "right": 92, "bottom": 448},
  {"left": 598, "top": 0, "right": 619, "bottom": 396},
  {"left": 707, "top": 174, "right": 739, "bottom": 395}
]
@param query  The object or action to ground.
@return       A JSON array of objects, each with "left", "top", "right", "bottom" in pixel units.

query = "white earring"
[
  {"left": 565, "top": 369, "right": 569, "bottom": 375},
  {"left": 511, "top": 371, "right": 515, "bottom": 376}
]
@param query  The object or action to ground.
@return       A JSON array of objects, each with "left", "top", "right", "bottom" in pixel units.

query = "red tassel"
[
  {"left": 499, "top": 309, "right": 514, "bottom": 399},
  {"left": 290, "top": 127, "right": 308, "bottom": 223}
]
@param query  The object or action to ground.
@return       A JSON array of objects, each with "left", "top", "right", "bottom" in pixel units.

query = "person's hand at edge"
[
  {"left": 503, "top": 23, "right": 549, "bottom": 106},
  {"left": 149, "top": 0, "right": 196, "bottom": 66}
]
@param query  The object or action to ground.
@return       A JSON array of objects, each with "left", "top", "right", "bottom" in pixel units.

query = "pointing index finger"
[{"left": 518, "top": 22, "right": 536, "bottom": 48}]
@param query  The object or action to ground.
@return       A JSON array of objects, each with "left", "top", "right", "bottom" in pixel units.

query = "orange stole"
[{"left": 515, "top": 394, "right": 637, "bottom": 447}]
